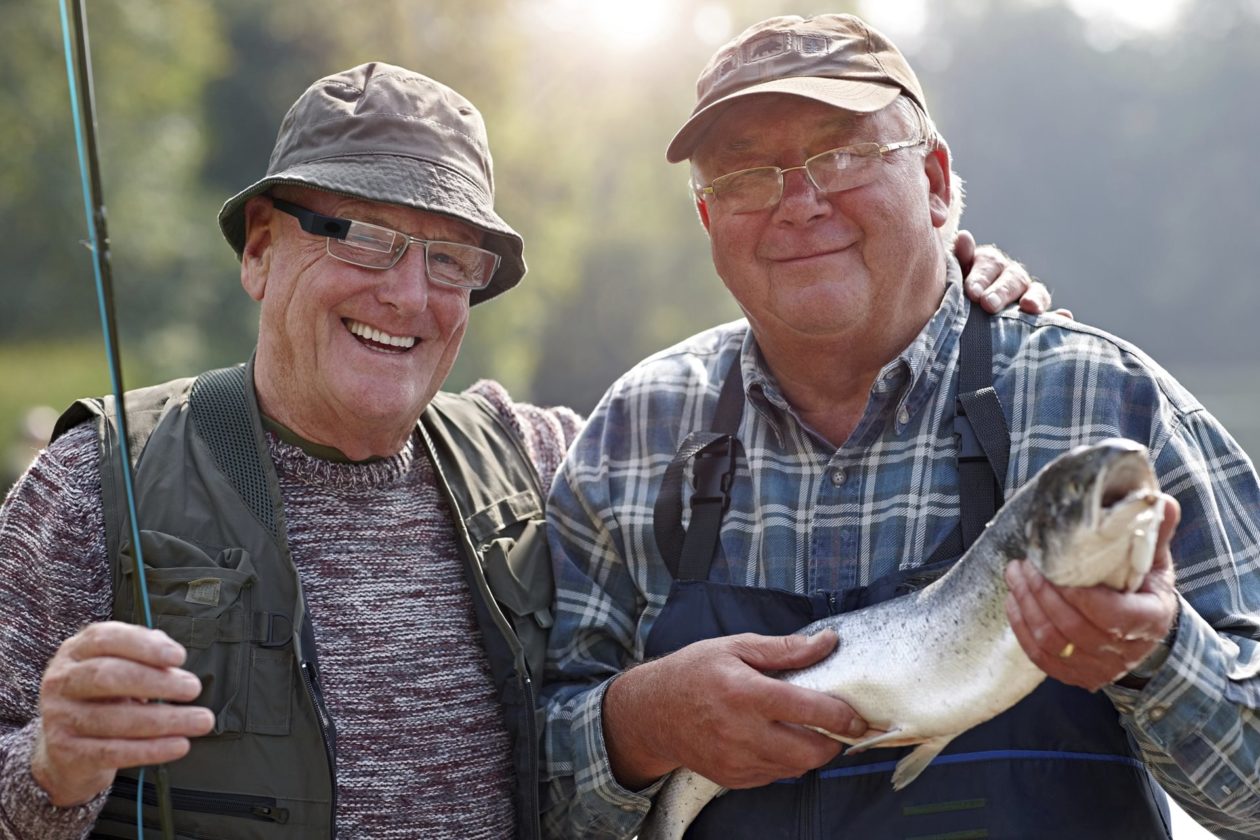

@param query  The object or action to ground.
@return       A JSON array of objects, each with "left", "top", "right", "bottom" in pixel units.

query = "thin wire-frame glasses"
[
  {"left": 271, "top": 198, "right": 500, "bottom": 290},
  {"left": 694, "top": 138, "right": 928, "bottom": 214}
]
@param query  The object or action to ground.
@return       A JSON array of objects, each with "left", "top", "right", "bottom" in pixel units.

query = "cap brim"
[
  {"left": 218, "top": 156, "right": 526, "bottom": 306},
  {"left": 666, "top": 78, "right": 902, "bottom": 163}
]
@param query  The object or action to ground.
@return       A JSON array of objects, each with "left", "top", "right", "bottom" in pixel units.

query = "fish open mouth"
[
  {"left": 1084, "top": 445, "right": 1162, "bottom": 591},
  {"left": 1098, "top": 456, "right": 1158, "bottom": 512}
]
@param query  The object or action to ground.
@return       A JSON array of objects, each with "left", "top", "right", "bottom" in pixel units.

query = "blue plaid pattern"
[{"left": 540, "top": 270, "right": 1260, "bottom": 839}]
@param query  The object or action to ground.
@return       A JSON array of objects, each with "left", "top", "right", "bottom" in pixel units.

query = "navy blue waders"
[{"left": 647, "top": 306, "right": 1172, "bottom": 840}]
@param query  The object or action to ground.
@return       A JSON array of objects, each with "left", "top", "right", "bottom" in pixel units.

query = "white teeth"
[{"left": 346, "top": 319, "right": 416, "bottom": 349}]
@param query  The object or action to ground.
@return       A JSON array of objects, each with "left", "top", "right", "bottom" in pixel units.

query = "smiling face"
[
  {"left": 691, "top": 94, "right": 952, "bottom": 360},
  {"left": 241, "top": 186, "right": 475, "bottom": 459}
]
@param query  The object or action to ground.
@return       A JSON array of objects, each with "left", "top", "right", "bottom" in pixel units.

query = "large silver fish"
[{"left": 640, "top": 438, "right": 1164, "bottom": 840}]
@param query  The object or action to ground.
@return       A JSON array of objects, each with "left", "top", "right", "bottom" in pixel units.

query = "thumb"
[{"left": 732, "top": 630, "right": 838, "bottom": 672}]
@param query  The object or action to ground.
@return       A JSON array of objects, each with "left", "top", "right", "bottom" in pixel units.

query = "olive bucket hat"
[{"left": 218, "top": 62, "right": 525, "bottom": 305}]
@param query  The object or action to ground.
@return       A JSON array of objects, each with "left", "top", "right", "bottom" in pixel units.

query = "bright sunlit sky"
[
  {"left": 533, "top": 0, "right": 736, "bottom": 50},
  {"left": 533, "top": 0, "right": 1194, "bottom": 53}
]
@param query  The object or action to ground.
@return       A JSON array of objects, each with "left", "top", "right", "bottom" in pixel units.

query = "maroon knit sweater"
[{"left": 0, "top": 380, "right": 580, "bottom": 840}]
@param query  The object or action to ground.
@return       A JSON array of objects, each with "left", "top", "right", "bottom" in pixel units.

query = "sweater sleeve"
[
  {"left": 0, "top": 423, "right": 114, "bottom": 839},
  {"left": 464, "top": 379, "right": 584, "bottom": 492}
]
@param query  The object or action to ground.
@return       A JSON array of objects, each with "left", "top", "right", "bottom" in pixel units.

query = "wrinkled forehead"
[{"left": 691, "top": 94, "right": 898, "bottom": 170}]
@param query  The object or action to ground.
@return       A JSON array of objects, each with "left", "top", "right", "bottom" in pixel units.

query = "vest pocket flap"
[
  {"left": 483, "top": 519, "right": 553, "bottom": 626},
  {"left": 120, "top": 532, "right": 256, "bottom": 621},
  {"left": 465, "top": 491, "right": 543, "bottom": 544}
]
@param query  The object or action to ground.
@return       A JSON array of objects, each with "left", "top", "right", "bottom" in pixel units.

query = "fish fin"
[
  {"left": 891, "top": 735, "right": 955, "bottom": 790},
  {"left": 639, "top": 769, "right": 725, "bottom": 840},
  {"left": 844, "top": 727, "right": 907, "bottom": 753}
]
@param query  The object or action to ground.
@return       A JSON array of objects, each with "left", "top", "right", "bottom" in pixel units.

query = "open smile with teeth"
[{"left": 344, "top": 318, "right": 417, "bottom": 352}]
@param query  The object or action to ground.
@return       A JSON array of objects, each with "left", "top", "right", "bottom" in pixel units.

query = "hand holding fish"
[
  {"left": 603, "top": 630, "right": 866, "bottom": 791},
  {"left": 1004, "top": 494, "right": 1181, "bottom": 691}
]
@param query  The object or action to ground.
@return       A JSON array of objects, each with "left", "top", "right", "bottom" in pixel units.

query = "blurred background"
[
  {"left": 2, "top": 0, "right": 1258, "bottom": 493},
  {"left": 1, "top": 2, "right": 1254, "bottom": 834}
]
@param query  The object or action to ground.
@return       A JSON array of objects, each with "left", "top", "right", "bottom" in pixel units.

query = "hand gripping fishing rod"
[{"left": 57, "top": 1, "right": 175, "bottom": 837}]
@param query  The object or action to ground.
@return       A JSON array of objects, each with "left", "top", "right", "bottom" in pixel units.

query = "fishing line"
[{"left": 57, "top": 1, "right": 173, "bottom": 836}]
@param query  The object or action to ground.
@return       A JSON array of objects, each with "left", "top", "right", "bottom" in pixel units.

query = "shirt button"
[
  {"left": 1148, "top": 706, "right": 1167, "bottom": 722},
  {"left": 831, "top": 468, "right": 847, "bottom": 487},
  {"left": 897, "top": 407, "right": 911, "bottom": 426},
  {"left": 620, "top": 804, "right": 638, "bottom": 812}
]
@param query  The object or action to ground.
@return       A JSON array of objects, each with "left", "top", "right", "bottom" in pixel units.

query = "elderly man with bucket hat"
[
  {"left": 0, "top": 62, "right": 582, "bottom": 840},
  {"left": 0, "top": 56, "right": 1042, "bottom": 838},
  {"left": 540, "top": 14, "right": 1260, "bottom": 839}
]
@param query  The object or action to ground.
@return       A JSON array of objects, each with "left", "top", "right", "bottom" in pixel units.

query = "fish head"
[{"left": 1023, "top": 438, "right": 1163, "bottom": 593}]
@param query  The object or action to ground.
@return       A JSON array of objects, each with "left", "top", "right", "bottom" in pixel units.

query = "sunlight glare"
[
  {"left": 859, "top": 0, "right": 928, "bottom": 47},
  {"left": 539, "top": 0, "right": 675, "bottom": 51}
]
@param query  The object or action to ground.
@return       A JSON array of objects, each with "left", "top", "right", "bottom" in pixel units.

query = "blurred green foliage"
[{"left": 2, "top": 0, "right": 1257, "bottom": 497}]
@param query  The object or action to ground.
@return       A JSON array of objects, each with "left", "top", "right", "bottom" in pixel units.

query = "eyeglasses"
[
  {"left": 270, "top": 198, "right": 500, "bottom": 290},
  {"left": 694, "top": 138, "right": 928, "bottom": 214}
]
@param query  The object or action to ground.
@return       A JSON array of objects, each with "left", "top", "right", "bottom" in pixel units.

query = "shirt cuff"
[
  {"left": 570, "top": 676, "right": 668, "bottom": 831},
  {"left": 0, "top": 719, "right": 109, "bottom": 840}
]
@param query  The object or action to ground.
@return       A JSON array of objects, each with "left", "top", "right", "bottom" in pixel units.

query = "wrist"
[
  {"left": 1113, "top": 610, "right": 1179, "bottom": 691},
  {"left": 603, "top": 667, "right": 676, "bottom": 790}
]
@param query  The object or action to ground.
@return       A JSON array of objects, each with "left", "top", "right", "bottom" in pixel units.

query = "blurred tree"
[{"left": 4, "top": 0, "right": 1256, "bottom": 500}]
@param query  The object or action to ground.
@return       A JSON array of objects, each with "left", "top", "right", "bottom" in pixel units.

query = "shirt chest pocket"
[{"left": 120, "top": 530, "right": 293, "bottom": 737}]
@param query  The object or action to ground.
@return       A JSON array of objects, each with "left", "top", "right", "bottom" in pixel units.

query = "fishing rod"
[{"left": 57, "top": 0, "right": 175, "bottom": 837}]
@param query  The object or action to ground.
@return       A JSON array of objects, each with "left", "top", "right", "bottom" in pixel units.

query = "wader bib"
[
  {"left": 646, "top": 307, "right": 1171, "bottom": 839},
  {"left": 54, "top": 361, "right": 550, "bottom": 840}
]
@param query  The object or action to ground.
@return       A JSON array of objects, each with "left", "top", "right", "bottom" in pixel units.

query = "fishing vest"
[
  {"left": 52, "top": 361, "right": 551, "bottom": 840},
  {"left": 647, "top": 305, "right": 1173, "bottom": 839}
]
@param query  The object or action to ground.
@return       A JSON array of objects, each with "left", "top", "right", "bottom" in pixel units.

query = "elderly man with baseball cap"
[
  {"left": 541, "top": 14, "right": 1260, "bottom": 839},
  {"left": 0, "top": 63, "right": 584, "bottom": 839}
]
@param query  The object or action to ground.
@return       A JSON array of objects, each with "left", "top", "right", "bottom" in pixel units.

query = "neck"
[{"left": 251, "top": 367, "right": 416, "bottom": 462}]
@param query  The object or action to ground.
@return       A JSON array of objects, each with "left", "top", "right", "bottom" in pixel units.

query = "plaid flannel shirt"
[{"left": 540, "top": 266, "right": 1260, "bottom": 839}]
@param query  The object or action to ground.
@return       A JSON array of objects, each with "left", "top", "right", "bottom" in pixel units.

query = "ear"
[
  {"left": 924, "top": 141, "right": 952, "bottom": 229},
  {"left": 240, "top": 196, "right": 274, "bottom": 301},
  {"left": 695, "top": 197, "right": 711, "bottom": 232}
]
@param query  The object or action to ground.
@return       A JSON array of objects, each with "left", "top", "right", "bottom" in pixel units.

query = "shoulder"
[
  {"left": 992, "top": 309, "right": 1202, "bottom": 414},
  {"left": 460, "top": 379, "right": 583, "bottom": 490},
  {"left": 589, "top": 320, "right": 748, "bottom": 428}
]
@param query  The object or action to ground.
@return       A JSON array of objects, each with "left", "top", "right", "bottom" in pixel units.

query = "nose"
[
  {"left": 376, "top": 245, "right": 431, "bottom": 313},
  {"left": 773, "top": 165, "right": 832, "bottom": 225}
]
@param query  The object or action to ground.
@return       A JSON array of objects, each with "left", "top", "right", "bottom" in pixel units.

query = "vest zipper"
[
  {"left": 301, "top": 658, "right": 338, "bottom": 837},
  {"left": 111, "top": 775, "right": 289, "bottom": 822},
  {"left": 522, "top": 671, "right": 541, "bottom": 840}
]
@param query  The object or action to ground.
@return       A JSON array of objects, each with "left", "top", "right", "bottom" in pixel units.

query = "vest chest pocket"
[{"left": 120, "top": 531, "right": 293, "bottom": 737}]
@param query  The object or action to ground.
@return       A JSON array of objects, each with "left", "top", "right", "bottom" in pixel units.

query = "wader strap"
[
  {"left": 954, "top": 304, "right": 1012, "bottom": 550},
  {"left": 653, "top": 363, "right": 745, "bottom": 580}
]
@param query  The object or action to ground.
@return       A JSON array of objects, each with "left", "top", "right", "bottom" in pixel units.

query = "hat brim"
[
  {"left": 666, "top": 78, "right": 902, "bottom": 163},
  {"left": 218, "top": 156, "right": 525, "bottom": 306}
]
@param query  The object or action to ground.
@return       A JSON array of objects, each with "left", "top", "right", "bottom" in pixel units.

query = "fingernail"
[
  {"left": 984, "top": 292, "right": 1000, "bottom": 310},
  {"left": 848, "top": 718, "right": 867, "bottom": 737}
]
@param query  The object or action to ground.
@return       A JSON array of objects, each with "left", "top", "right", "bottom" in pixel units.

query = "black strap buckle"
[{"left": 691, "top": 436, "right": 738, "bottom": 511}]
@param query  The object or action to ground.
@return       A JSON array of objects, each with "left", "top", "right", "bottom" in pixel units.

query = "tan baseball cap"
[
  {"left": 666, "top": 14, "right": 927, "bottom": 163},
  {"left": 218, "top": 63, "right": 525, "bottom": 305}
]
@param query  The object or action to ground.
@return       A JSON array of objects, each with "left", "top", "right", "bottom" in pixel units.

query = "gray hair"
[{"left": 890, "top": 96, "right": 965, "bottom": 246}]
